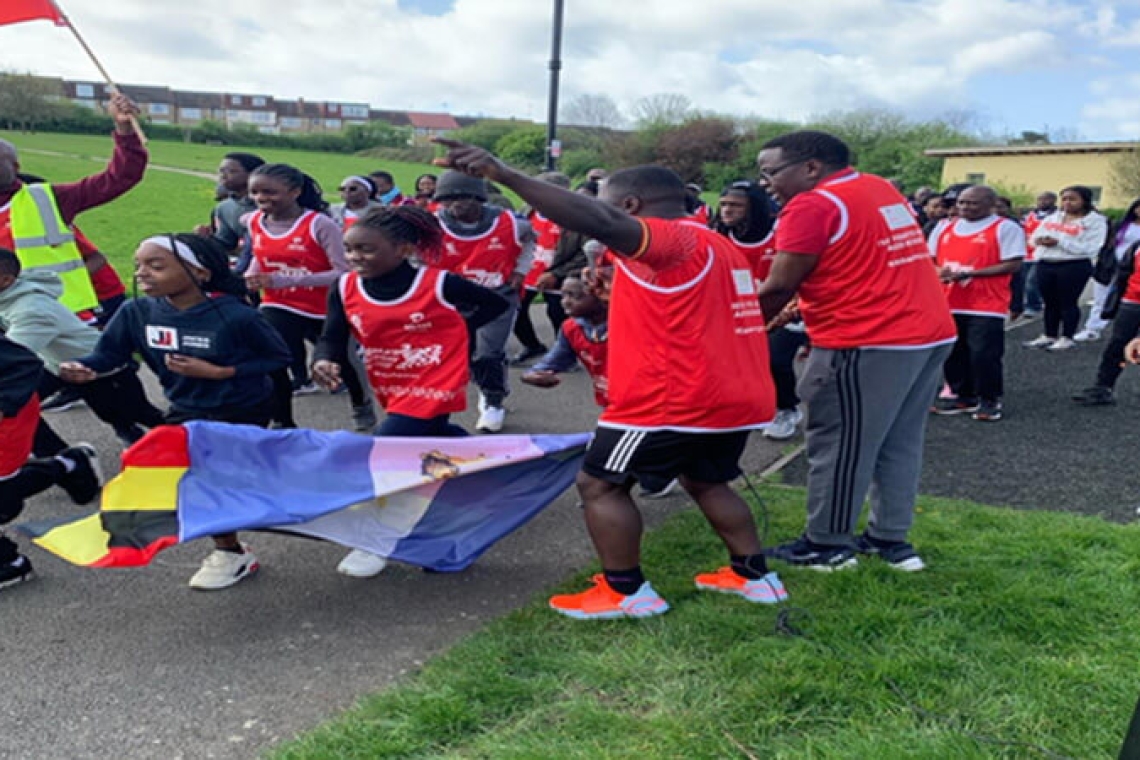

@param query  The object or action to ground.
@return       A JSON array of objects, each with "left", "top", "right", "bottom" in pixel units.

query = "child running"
[
  {"left": 311, "top": 206, "right": 509, "bottom": 577},
  {"left": 60, "top": 234, "right": 291, "bottom": 590},
  {"left": 243, "top": 163, "right": 376, "bottom": 431},
  {"left": 1, "top": 334, "right": 102, "bottom": 590}
]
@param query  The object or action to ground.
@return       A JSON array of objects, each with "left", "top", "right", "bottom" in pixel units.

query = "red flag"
[{"left": 0, "top": 0, "right": 67, "bottom": 27}]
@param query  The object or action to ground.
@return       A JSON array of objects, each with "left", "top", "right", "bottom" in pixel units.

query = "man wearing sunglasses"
[{"left": 756, "top": 130, "right": 955, "bottom": 573}]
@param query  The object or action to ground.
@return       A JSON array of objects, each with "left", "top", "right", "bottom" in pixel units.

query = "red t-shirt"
[
  {"left": 602, "top": 218, "right": 775, "bottom": 431},
  {"left": 776, "top": 170, "right": 956, "bottom": 350},
  {"left": 562, "top": 318, "right": 608, "bottom": 407},
  {"left": 934, "top": 216, "right": 1022, "bottom": 318},
  {"left": 250, "top": 210, "right": 333, "bottom": 318},
  {"left": 524, "top": 211, "right": 562, "bottom": 289},
  {"left": 1124, "top": 265, "right": 1140, "bottom": 305},
  {"left": 728, "top": 230, "right": 776, "bottom": 285},
  {"left": 437, "top": 211, "right": 523, "bottom": 289},
  {"left": 340, "top": 268, "right": 469, "bottom": 418}
]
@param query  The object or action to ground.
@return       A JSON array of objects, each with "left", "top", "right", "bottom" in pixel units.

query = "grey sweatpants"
[{"left": 797, "top": 343, "right": 952, "bottom": 546}]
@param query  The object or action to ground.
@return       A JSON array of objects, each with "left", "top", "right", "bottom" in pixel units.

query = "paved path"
[
  {"left": 780, "top": 313, "right": 1140, "bottom": 521},
  {"left": 1, "top": 317, "right": 789, "bottom": 760}
]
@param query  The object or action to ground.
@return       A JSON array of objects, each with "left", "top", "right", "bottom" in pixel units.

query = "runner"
[
  {"left": 436, "top": 139, "right": 787, "bottom": 619},
  {"left": 513, "top": 172, "right": 571, "bottom": 365},
  {"left": 312, "top": 205, "right": 509, "bottom": 577},
  {"left": 329, "top": 175, "right": 382, "bottom": 230},
  {"left": 59, "top": 234, "right": 291, "bottom": 590}
]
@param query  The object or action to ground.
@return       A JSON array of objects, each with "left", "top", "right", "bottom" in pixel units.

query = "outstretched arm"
[{"left": 433, "top": 139, "right": 643, "bottom": 256}]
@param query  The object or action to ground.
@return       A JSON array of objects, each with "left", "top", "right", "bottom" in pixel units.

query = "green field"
[
  {"left": 272, "top": 486, "right": 1140, "bottom": 759},
  {"left": 3, "top": 130, "right": 439, "bottom": 275}
]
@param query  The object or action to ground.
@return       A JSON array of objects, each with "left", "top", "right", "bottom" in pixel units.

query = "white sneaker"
[
  {"left": 477, "top": 394, "right": 488, "bottom": 414},
  {"left": 189, "top": 546, "right": 259, "bottom": 590},
  {"left": 1073, "top": 329, "right": 1101, "bottom": 342},
  {"left": 1023, "top": 335, "right": 1055, "bottom": 349},
  {"left": 764, "top": 408, "right": 803, "bottom": 440},
  {"left": 639, "top": 478, "right": 680, "bottom": 499},
  {"left": 476, "top": 405, "right": 506, "bottom": 433},
  {"left": 292, "top": 382, "right": 320, "bottom": 396},
  {"left": 336, "top": 548, "right": 389, "bottom": 578},
  {"left": 1047, "top": 337, "right": 1076, "bottom": 351}
]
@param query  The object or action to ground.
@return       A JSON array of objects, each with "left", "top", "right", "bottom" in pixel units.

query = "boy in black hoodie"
[{"left": 0, "top": 334, "right": 102, "bottom": 588}]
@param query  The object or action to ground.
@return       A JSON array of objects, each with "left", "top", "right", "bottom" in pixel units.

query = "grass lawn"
[
  {"left": 3, "top": 131, "right": 439, "bottom": 275},
  {"left": 270, "top": 486, "right": 1139, "bottom": 759}
]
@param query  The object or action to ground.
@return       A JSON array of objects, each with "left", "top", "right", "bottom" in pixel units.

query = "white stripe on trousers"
[{"left": 604, "top": 430, "right": 647, "bottom": 473}]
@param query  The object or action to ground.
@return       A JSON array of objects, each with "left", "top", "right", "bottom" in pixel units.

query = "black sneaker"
[
  {"left": 41, "top": 387, "right": 85, "bottom": 413},
  {"left": 972, "top": 400, "right": 1003, "bottom": 422},
  {"left": 764, "top": 535, "right": 858, "bottom": 571},
  {"left": 854, "top": 533, "right": 925, "bottom": 572},
  {"left": 1071, "top": 386, "right": 1115, "bottom": 406},
  {"left": 510, "top": 345, "right": 548, "bottom": 366},
  {"left": 931, "top": 397, "right": 979, "bottom": 415},
  {"left": 0, "top": 554, "right": 35, "bottom": 589},
  {"left": 58, "top": 444, "right": 104, "bottom": 505}
]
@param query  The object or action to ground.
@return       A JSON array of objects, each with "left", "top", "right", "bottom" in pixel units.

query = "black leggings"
[
  {"left": 261, "top": 306, "right": 366, "bottom": 405},
  {"left": 0, "top": 457, "right": 68, "bottom": 563},
  {"left": 1037, "top": 259, "right": 1092, "bottom": 339},
  {"left": 34, "top": 368, "right": 165, "bottom": 456},
  {"left": 1096, "top": 302, "right": 1140, "bottom": 389},
  {"left": 513, "top": 289, "right": 566, "bottom": 352}
]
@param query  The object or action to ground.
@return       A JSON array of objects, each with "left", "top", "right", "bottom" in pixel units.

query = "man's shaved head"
[{"left": 0, "top": 139, "right": 19, "bottom": 189}]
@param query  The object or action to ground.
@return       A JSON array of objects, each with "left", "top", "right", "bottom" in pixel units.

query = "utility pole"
[{"left": 544, "top": 0, "right": 564, "bottom": 171}]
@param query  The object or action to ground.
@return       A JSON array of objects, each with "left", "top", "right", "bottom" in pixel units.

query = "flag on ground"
[{"left": 19, "top": 423, "right": 589, "bottom": 572}]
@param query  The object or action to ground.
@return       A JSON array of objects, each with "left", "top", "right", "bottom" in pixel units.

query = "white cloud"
[
  {"left": 1081, "top": 74, "right": 1140, "bottom": 138},
  {"left": 0, "top": 0, "right": 1131, "bottom": 135}
]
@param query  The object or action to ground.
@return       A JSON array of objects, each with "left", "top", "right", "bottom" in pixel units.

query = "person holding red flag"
[
  {"left": 0, "top": 93, "right": 145, "bottom": 314},
  {"left": 434, "top": 138, "right": 787, "bottom": 621}
]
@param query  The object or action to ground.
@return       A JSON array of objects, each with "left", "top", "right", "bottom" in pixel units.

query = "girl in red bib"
[
  {"left": 243, "top": 163, "right": 375, "bottom": 430},
  {"left": 312, "top": 206, "right": 508, "bottom": 577}
]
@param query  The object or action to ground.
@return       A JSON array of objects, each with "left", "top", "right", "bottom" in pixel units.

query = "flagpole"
[{"left": 51, "top": 1, "right": 148, "bottom": 144}]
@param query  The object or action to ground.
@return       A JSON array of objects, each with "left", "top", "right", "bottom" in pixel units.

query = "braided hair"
[
  {"left": 251, "top": 163, "right": 329, "bottom": 214},
  {"left": 353, "top": 206, "right": 445, "bottom": 264}
]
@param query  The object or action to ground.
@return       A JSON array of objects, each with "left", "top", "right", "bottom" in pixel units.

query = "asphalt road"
[
  {"left": 780, "top": 312, "right": 1140, "bottom": 521},
  {"left": 1, "top": 316, "right": 790, "bottom": 760}
]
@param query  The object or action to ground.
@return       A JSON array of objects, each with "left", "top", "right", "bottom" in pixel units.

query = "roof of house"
[
  {"left": 406, "top": 112, "right": 460, "bottom": 130},
  {"left": 925, "top": 142, "right": 1140, "bottom": 158},
  {"left": 369, "top": 109, "right": 412, "bottom": 126},
  {"left": 174, "top": 90, "right": 224, "bottom": 108}
]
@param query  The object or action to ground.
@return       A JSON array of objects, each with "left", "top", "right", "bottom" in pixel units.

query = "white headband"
[
  {"left": 343, "top": 175, "right": 375, "bottom": 192},
  {"left": 143, "top": 236, "right": 204, "bottom": 270}
]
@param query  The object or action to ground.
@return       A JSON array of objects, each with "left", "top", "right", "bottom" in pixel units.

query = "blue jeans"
[{"left": 374, "top": 413, "right": 468, "bottom": 437}]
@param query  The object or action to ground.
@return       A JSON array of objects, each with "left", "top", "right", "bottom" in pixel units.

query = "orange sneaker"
[
  {"left": 549, "top": 574, "right": 670, "bottom": 620},
  {"left": 694, "top": 567, "right": 788, "bottom": 604}
]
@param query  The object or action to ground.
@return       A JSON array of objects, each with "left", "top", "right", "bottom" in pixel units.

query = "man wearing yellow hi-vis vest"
[{"left": 0, "top": 93, "right": 147, "bottom": 313}]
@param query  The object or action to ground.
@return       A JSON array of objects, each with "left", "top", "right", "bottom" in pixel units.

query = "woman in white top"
[
  {"left": 1024, "top": 186, "right": 1108, "bottom": 351},
  {"left": 1077, "top": 197, "right": 1140, "bottom": 341}
]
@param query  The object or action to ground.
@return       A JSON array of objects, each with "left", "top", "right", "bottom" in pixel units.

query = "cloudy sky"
[{"left": 3, "top": 0, "right": 1139, "bottom": 140}]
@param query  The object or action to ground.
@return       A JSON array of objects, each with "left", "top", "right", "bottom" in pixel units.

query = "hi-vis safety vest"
[{"left": 10, "top": 184, "right": 98, "bottom": 312}]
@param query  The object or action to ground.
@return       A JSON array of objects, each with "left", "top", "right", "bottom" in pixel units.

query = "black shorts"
[{"left": 582, "top": 427, "right": 751, "bottom": 486}]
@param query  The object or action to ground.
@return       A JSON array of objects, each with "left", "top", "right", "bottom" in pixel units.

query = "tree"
[
  {"left": 561, "top": 94, "right": 624, "bottom": 129},
  {"left": 631, "top": 93, "right": 693, "bottom": 127},
  {"left": 450, "top": 119, "right": 533, "bottom": 151},
  {"left": 654, "top": 117, "right": 740, "bottom": 183},
  {"left": 1110, "top": 149, "right": 1140, "bottom": 199},
  {"left": 495, "top": 126, "right": 548, "bottom": 171},
  {"left": 0, "top": 72, "right": 64, "bottom": 131}
]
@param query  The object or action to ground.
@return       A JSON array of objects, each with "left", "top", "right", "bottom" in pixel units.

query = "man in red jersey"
[
  {"left": 757, "top": 130, "right": 956, "bottom": 573},
  {"left": 435, "top": 139, "right": 788, "bottom": 620}
]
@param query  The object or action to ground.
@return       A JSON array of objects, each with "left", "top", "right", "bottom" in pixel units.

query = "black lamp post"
[{"left": 544, "top": 0, "right": 565, "bottom": 171}]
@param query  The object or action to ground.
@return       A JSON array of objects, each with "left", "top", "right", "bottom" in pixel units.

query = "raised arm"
[{"left": 433, "top": 139, "right": 643, "bottom": 256}]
